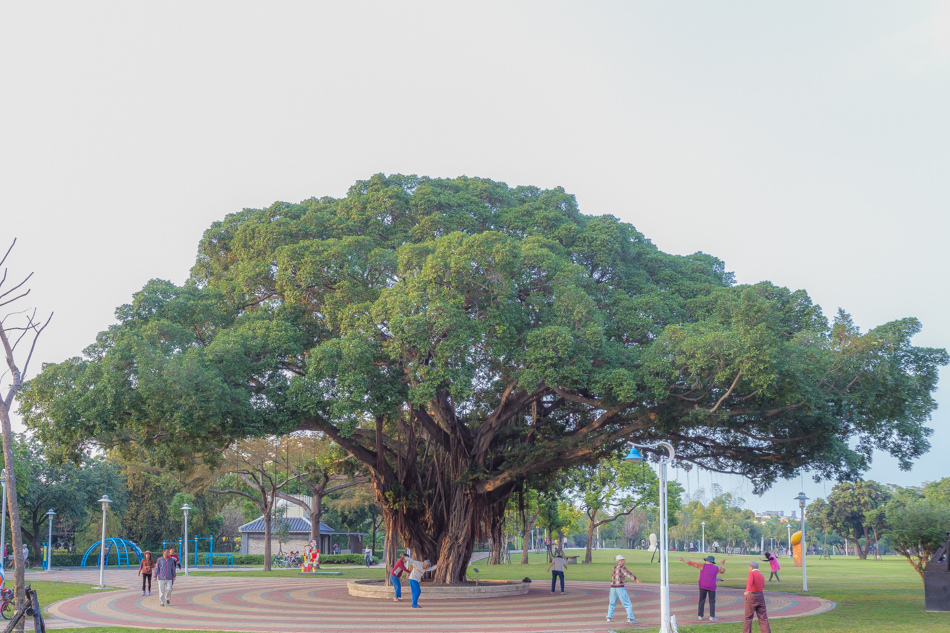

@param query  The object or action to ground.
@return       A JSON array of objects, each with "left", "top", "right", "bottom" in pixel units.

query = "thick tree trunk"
[
  {"left": 521, "top": 509, "right": 539, "bottom": 565},
  {"left": 383, "top": 508, "right": 398, "bottom": 587},
  {"left": 342, "top": 408, "right": 521, "bottom": 584},
  {"left": 585, "top": 516, "right": 597, "bottom": 564},
  {"left": 490, "top": 512, "right": 503, "bottom": 565},
  {"left": 847, "top": 537, "right": 867, "bottom": 559},
  {"left": 433, "top": 487, "right": 477, "bottom": 583},
  {"left": 308, "top": 495, "right": 323, "bottom": 569},
  {"left": 262, "top": 502, "right": 273, "bottom": 571},
  {"left": 1, "top": 408, "right": 27, "bottom": 633}
]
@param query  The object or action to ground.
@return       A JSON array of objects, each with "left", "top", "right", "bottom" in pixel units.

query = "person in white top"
[
  {"left": 407, "top": 558, "right": 438, "bottom": 608},
  {"left": 547, "top": 553, "right": 567, "bottom": 593}
]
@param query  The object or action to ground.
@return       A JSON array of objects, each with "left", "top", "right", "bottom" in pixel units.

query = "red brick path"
[{"left": 39, "top": 570, "right": 834, "bottom": 632}]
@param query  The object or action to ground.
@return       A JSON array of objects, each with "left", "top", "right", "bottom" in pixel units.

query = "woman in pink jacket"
[{"left": 763, "top": 552, "right": 781, "bottom": 582}]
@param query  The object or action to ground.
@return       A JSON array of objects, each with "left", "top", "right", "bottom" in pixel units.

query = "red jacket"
[
  {"left": 391, "top": 558, "right": 409, "bottom": 578},
  {"left": 746, "top": 569, "right": 765, "bottom": 593}
]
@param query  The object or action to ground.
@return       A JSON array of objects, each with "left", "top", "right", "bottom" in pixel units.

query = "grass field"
[
  {"left": 469, "top": 549, "right": 950, "bottom": 632},
  {"left": 18, "top": 549, "right": 950, "bottom": 632}
]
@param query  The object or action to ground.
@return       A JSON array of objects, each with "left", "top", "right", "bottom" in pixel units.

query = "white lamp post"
[
  {"left": 0, "top": 469, "right": 6, "bottom": 566},
  {"left": 96, "top": 495, "right": 112, "bottom": 588},
  {"left": 181, "top": 503, "right": 192, "bottom": 576},
  {"left": 701, "top": 522, "right": 705, "bottom": 554},
  {"left": 795, "top": 492, "right": 809, "bottom": 592},
  {"left": 45, "top": 509, "right": 56, "bottom": 571},
  {"left": 625, "top": 442, "right": 675, "bottom": 633},
  {"left": 787, "top": 524, "right": 791, "bottom": 556}
]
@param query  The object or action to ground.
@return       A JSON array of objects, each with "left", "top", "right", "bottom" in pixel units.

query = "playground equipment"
[
  {"left": 161, "top": 536, "right": 233, "bottom": 568},
  {"left": 80, "top": 538, "right": 143, "bottom": 568},
  {"left": 791, "top": 530, "right": 803, "bottom": 567}
]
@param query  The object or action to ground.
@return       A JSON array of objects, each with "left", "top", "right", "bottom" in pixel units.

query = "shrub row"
[
  {"left": 229, "top": 553, "right": 370, "bottom": 566},
  {"left": 46, "top": 552, "right": 372, "bottom": 568}
]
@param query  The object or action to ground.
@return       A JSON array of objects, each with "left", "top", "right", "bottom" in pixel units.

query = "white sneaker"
[
  {"left": 710, "top": 617, "right": 719, "bottom": 622},
  {"left": 606, "top": 617, "right": 612, "bottom": 622},
  {"left": 627, "top": 618, "right": 636, "bottom": 623}
]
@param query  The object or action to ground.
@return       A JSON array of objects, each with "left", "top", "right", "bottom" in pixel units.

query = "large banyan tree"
[{"left": 21, "top": 175, "right": 947, "bottom": 582}]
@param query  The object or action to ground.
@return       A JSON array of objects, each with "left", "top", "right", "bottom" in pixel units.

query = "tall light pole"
[
  {"left": 795, "top": 492, "right": 809, "bottom": 592},
  {"left": 787, "top": 524, "right": 791, "bottom": 555},
  {"left": 45, "top": 509, "right": 56, "bottom": 571},
  {"left": 701, "top": 522, "right": 705, "bottom": 554},
  {"left": 181, "top": 503, "right": 192, "bottom": 576},
  {"left": 96, "top": 495, "right": 112, "bottom": 588},
  {"left": 625, "top": 442, "right": 675, "bottom": 633}
]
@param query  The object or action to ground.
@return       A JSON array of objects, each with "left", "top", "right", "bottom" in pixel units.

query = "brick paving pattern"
[{"left": 36, "top": 569, "right": 834, "bottom": 632}]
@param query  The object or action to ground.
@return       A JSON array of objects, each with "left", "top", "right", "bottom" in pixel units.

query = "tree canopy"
[
  {"left": 885, "top": 478, "right": 950, "bottom": 579},
  {"left": 19, "top": 174, "right": 948, "bottom": 582},
  {"left": 812, "top": 480, "right": 891, "bottom": 559}
]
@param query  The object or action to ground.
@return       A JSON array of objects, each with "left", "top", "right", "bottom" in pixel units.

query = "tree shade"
[{"left": 20, "top": 174, "right": 948, "bottom": 582}]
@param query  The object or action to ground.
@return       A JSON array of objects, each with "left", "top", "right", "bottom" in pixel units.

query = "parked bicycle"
[
  {"left": 272, "top": 551, "right": 303, "bottom": 568},
  {"left": 0, "top": 587, "right": 13, "bottom": 620},
  {"left": 3, "top": 554, "right": 30, "bottom": 571},
  {"left": 0, "top": 584, "right": 47, "bottom": 631}
]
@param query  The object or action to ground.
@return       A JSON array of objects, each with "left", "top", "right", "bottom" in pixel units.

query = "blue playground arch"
[{"left": 80, "top": 538, "right": 144, "bottom": 568}]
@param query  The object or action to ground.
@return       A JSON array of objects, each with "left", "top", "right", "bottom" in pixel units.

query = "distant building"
[{"left": 238, "top": 496, "right": 367, "bottom": 555}]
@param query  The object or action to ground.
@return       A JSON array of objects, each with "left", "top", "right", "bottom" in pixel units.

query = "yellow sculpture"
[{"left": 791, "top": 530, "right": 804, "bottom": 567}]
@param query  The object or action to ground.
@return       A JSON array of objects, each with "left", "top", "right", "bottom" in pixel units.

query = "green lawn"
[
  {"left": 19, "top": 549, "right": 950, "bottom": 632},
  {"left": 471, "top": 549, "right": 950, "bottom": 632}
]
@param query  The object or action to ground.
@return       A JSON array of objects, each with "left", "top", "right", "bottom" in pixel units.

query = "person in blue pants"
[
  {"left": 407, "top": 558, "right": 438, "bottom": 608},
  {"left": 607, "top": 554, "right": 641, "bottom": 624},
  {"left": 390, "top": 552, "right": 410, "bottom": 602},
  {"left": 547, "top": 552, "right": 567, "bottom": 593}
]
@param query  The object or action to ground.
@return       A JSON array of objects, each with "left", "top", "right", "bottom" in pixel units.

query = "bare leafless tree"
[
  {"left": 208, "top": 437, "right": 300, "bottom": 571},
  {"left": 0, "top": 240, "right": 51, "bottom": 630}
]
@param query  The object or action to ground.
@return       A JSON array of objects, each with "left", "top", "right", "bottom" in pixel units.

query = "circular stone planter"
[{"left": 347, "top": 578, "right": 529, "bottom": 599}]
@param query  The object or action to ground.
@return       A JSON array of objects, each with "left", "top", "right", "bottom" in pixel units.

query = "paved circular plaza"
[{"left": 37, "top": 569, "right": 834, "bottom": 632}]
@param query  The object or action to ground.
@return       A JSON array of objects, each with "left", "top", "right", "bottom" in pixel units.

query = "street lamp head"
[
  {"left": 701, "top": 521, "right": 705, "bottom": 527},
  {"left": 181, "top": 503, "right": 193, "bottom": 515},
  {"left": 623, "top": 446, "right": 644, "bottom": 462},
  {"left": 46, "top": 508, "right": 56, "bottom": 518},
  {"left": 98, "top": 495, "right": 112, "bottom": 508},
  {"left": 624, "top": 441, "right": 676, "bottom": 463},
  {"left": 794, "top": 492, "right": 809, "bottom": 508}
]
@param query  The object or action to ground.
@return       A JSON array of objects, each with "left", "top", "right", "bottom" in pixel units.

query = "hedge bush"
[
  {"left": 45, "top": 552, "right": 376, "bottom": 567},
  {"left": 228, "top": 553, "right": 370, "bottom": 566}
]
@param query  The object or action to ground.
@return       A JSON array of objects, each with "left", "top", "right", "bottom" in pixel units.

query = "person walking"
[
  {"left": 763, "top": 552, "right": 781, "bottom": 581},
  {"left": 390, "top": 552, "right": 410, "bottom": 602},
  {"left": 547, "top": 551, "right": 567, "bottom": 594},
  {"left": 406, "top": 558, "right": 438, "bottom": 608},
  {"left": 138, "top": 551, "right": 156, "bottom": 596},
  {"left": 743, "top": 560, "right": 771, "bottom": 633},
  {"left": 606, "top": 554, "right": 641, "bottom": 624},
  {"left": 154, "top": 548, "right": 177, "bottom": 606},
  {"left": 680, "top": 555, "right": 726, "bottom": 622}
]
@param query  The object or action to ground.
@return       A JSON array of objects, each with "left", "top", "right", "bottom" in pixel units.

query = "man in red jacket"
[{"left": 743, "top": 560, "right": 771, "bottom": 633}]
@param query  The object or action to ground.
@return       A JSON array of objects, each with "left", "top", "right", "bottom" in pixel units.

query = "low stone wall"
[{"left": 347, "top": 578, "right": 530, "bottom": 600}]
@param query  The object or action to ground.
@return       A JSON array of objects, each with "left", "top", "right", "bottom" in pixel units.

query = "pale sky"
[{"left": 3, "top": 2, "right": 948, "bottom": 515}]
